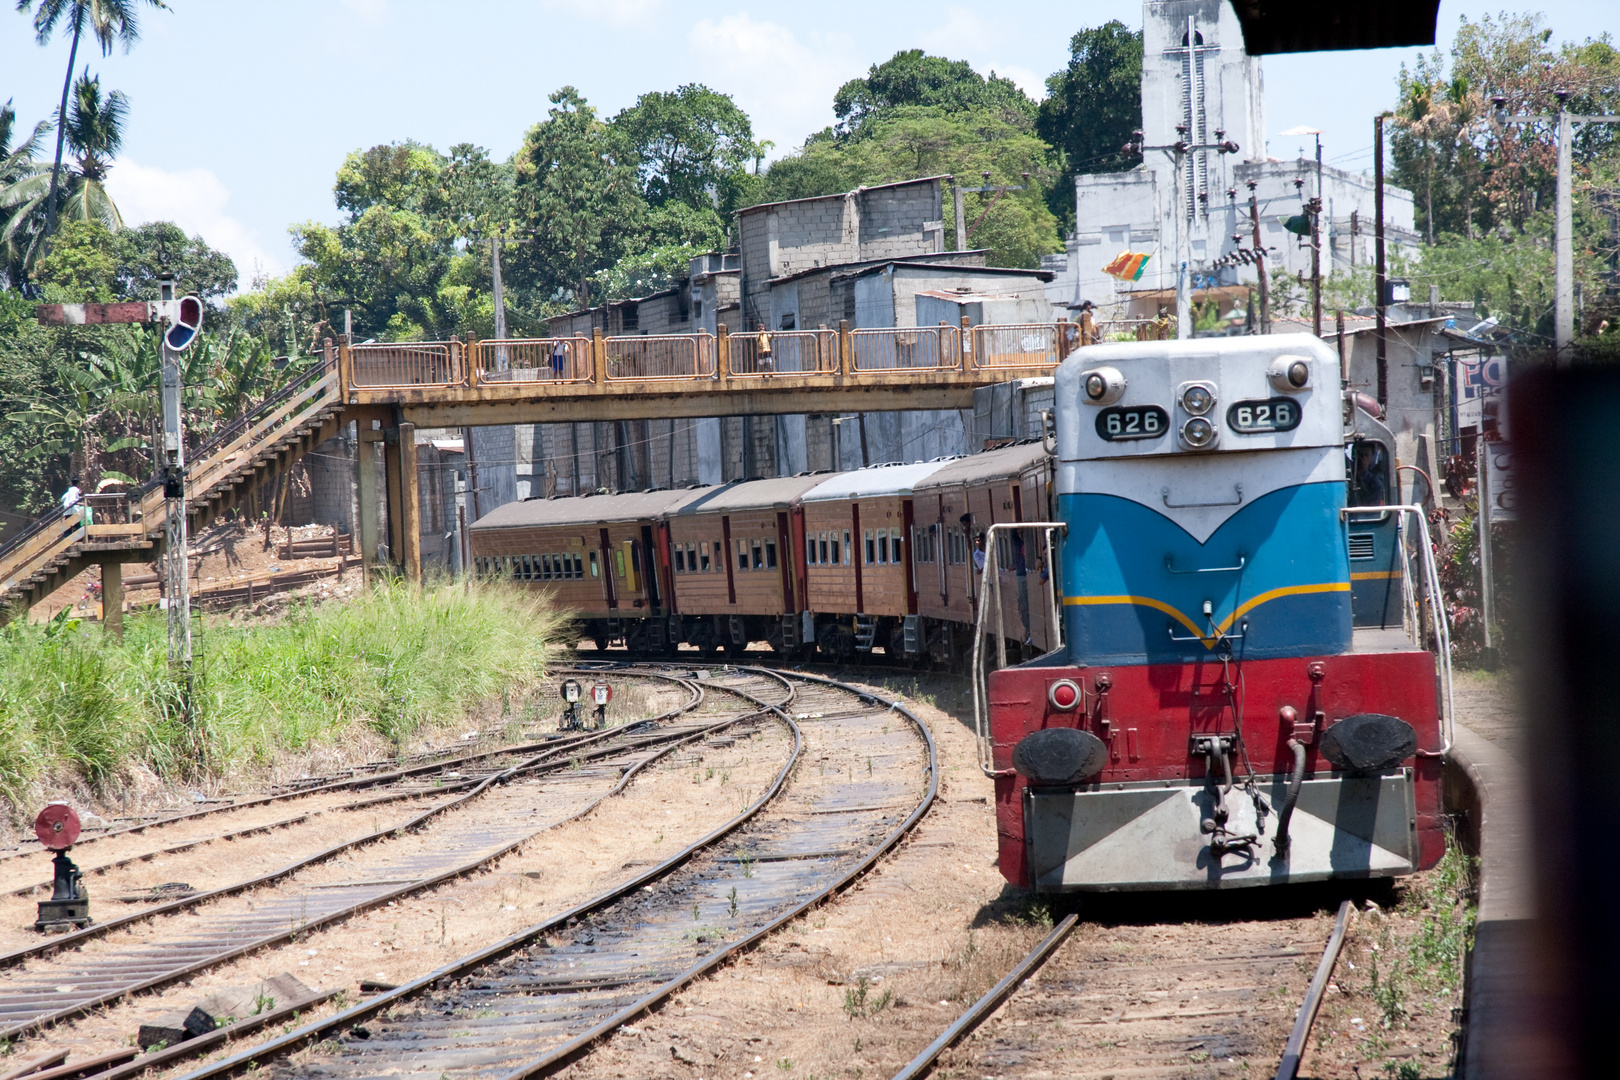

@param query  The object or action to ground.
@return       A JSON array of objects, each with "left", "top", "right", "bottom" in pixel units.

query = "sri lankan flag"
[{"left": 1103, "top": 250, "right": 1151, "bottom": 281}]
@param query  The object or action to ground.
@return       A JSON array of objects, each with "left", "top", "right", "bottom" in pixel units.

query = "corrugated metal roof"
[
  {"left": 671, "top": 474, "right": 832, "bottom": 515},
  {"left": 913, "top": 442, "right": 1050, "bottom": 492},
  {"left": 469, "top": 488, "right": 713, "bottom": 530},
  {"left": 800, "top": 461, "right": 951, "bottom": 503}
]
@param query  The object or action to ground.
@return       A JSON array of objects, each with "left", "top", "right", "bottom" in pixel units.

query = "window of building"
[{"left": 765, "top": 539, "right": 777, "bottom": 569}]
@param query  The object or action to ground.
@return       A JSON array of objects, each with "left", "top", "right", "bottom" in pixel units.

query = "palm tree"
[
  {"left": 15, "top": 0, "right": 168, "bottom": 249},
  {"left": 1, "top": 72, "right": 128, "bottom": 273},
  {"left": 0, "top": 99, "right": 51, "bottom": 286}
]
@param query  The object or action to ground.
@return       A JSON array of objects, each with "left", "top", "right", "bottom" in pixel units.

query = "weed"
[
  {"left": 738, "top": 850, "right": 756, "bottom": 878},
  {"left": 706, "top": 767, "right": 715, "bottom": 781},
  {"left": 841, "top": 977, "right": 893, "bottom": 1019},
  {"left": 720, "top": 770, "right": 729, "bottom": 785},
  {"left": 777, "top": 1059, "right": 793, "bottom": 1070},
  {"left": 693, "top": 902, "right": 701, "bottom": 922},
  {"left": 866, "top": 756, "right": 872, "bottom": 775},
  {"left": 729, "top": 886, "right": 739, "bottom": 918},
  {"left": 253, "top": 992, "right": 274, "bottom": 1015}
]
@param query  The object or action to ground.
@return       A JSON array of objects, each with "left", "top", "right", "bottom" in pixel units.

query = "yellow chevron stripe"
[{"left": 1062, "top": 582, "right": 1351, "bottom": 650}]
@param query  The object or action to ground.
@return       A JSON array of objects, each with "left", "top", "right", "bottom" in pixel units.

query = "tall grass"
[{"left": 0, "top": 582, "right": 571, "bottom": 819}]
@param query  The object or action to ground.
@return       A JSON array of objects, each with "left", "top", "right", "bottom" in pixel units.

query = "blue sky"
[{"left": 2, "top": 1, "right": 1612, "bottom": 287}]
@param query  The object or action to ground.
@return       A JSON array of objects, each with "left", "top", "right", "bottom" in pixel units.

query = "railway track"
[
  {"left": 90, "top": 667, "right": 938, "bottom": 1080},
  {"left": 0, "top": 670, "right": 787, "bottom": 1042},
  {"left": 897, "top": 893, "right": 1357, "bottom": 1079}
]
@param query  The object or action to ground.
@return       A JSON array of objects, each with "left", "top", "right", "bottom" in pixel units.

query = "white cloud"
[
  {"left": 538, "top": 0, "right": 665, "bottom": 28},
  {"left": 918, "top": 7, "right": 1046, "bottom": 100},
  {"left": 105, "top": 159, "right": 285, "bottom": 290},
  {"left": 688, "top": 14, "right": 855, "bottom": 155}
]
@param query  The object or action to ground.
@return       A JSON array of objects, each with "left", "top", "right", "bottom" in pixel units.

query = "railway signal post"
[{"left": 33, "top": 803, "right": 90, "bottom": 932}]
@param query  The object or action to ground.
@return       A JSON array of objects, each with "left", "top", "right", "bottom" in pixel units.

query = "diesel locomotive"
[{"left": 984, "top": 334, "right": 1451, "bottom": 891}]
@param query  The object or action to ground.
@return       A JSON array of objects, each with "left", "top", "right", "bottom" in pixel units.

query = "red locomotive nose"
[{"left": 1048, "top": 679, "right": 1082, "bottom": 711}]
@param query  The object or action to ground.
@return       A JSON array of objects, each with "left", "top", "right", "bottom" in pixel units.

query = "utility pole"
[
  {"left": 1246, "top": 181, "right": 1271, "bottom": 333},
  {"left": 1493, "top": 93, "right": 1620, "bottom": 364},
  {"left": 1312, "top": 133, "right": 1323, "bottom": 339},
  {"left": 1374, "top": 113, "right": 1389, "bottom": 406},
  {"left": 954, "top": 172, "right": 1029, "bottom": 251},
  {"left": 1124, "top": 128, "right": 1240, "bottom": 340}
]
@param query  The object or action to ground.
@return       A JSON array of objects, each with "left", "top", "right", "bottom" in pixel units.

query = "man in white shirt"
[{"left": 61, "top": 477, "right": 91, "bottom": 527}]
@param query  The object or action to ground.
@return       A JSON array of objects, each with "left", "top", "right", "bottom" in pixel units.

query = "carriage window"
[
  {"left": 843, "top": 530, "right": 852, "bottom": 565},
  {"left": 807, "top": 535, "right": 817, "bottom": 565},
  {"left": 674, "top": 546, "right": 686, "bottom": 573},
  {"left": 589, "top": 551, "right": 599, "bottom": 577},
  {"left": 614, "top": 549, "right": 625, "bottom": 578},
  {"left": 538, "top": 555, "right": 548, "bottom": 580},
  {"left": 832, "top": 533, "right": 842, "bottom": 565},
  {"left": 698, "top": 543, "right": 710, "bottom": 571},
  {"left": 713, "top": 541, "right": 723, "bottom": 569},
  {"left": 890, "top": 528, "right": 903, "bottom": 563},
  {"left": 765, "top": 540, "right": 777, "bottom": 569},
  {"left": 751, "top": 539, "right": 763, "bottom": 570},
  {"left": 737, "top": 539, "right": 748, "bottom": 571},
  {"left": 819, "top": 533, "right": 829, "bottom": 564},
  {"left": 865, "top": 529, "right": 876, "bottom": 564}
]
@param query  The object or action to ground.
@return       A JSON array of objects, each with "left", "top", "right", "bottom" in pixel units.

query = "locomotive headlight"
[
  {"left": 1179, "top": 382, "right": 1216, "bottom": 415},
  {"left": 1079, "top": 366, "right": 1126, "bottom": 405},
  {"left": 1268, "top": 355, "right": 1313, "bottom": 392},
  {"left": 1180, "top": 415, "right": 1218, "bottom": 450}
]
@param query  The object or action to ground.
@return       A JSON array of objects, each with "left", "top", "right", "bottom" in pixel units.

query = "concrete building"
[{"left": 1042, "top": 0, "right": 1420, "bottom": 317}]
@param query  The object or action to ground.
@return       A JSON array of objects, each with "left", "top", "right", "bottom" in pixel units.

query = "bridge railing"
[
  {"left": 970, "top": 323, "right": 1063, "bottom": 370},
  {"left": 350, "top": 341, "right": 457, "bottom": 388},
  {"left": 602, "top": 332, "right": 715, "bottom": 381},
  {"left": 851, "top": 325, "right": 962, "bottom": 372},
  {"left": 472, "top": 336, "right": 592, "bottom": 384},
  {"left": 726, "top": 329, "right": 839, "bottom": 377}
]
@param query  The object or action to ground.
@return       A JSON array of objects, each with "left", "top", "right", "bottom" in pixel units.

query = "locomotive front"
[{"left": 988, "top": 334, "right": 1445, "bottom": 891}]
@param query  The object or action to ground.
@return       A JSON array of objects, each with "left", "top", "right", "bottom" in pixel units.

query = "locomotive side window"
[
  {"left": 1348, "top": 439, "right": 1392, "bottom": 507},
  {"left": 1095, "top": 405, "right": 1169, "bottom": 441},
  {"left": 1226, "top": 398, "right": 1302, "bottom": 434}
]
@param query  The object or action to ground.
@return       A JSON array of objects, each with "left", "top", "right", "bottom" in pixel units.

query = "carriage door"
[
  {"left": 598, "top": 528, "right": 617, "bottom": 609},
  {"left": 640, "top": 525, "right": 662, "bottom": 612},
  {"left": 901, "top": 499, "right": 918, "bottom": 615}
]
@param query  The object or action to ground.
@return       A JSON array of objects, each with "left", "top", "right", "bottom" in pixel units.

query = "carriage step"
[
  {"left": 779, "top": 613, "right": 800, "bottom": 649},
  {"left": 902, "top": 614, "right": 920, "bottom": 656},
  {"left": 854, "top": 613, "right": 877, "bottom": 652}
]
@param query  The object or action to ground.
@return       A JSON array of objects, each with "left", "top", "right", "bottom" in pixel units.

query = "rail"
[
  {"left": 727, "top": 328, "right": 838, "bottom": 376},
  {"left": 1342, "top": 503, "right": 1455, "bottom": 755},
  {"left": 971, "top": 521, "right": 1068, "bottom": 778},
  {"left": 473, "top": 336, "right": 591, "bottom": 384},
  {"left": 851, "top": 324, "right": 961, "bottom": 372},
  {"left": 349, "top": 340, "right": 456, "bottom": 388}
]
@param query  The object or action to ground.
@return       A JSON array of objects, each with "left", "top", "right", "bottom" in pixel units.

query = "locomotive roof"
[
  {"left": 468, "top": 487, "right": 713, "bottom": 530},
  {"left": 671, "top": 474, "right": 831, "bottom": 515},
  {"left": 912, "top": 441, "right": 1050, "bottom": 491},
  {"left": 800, "top": 460, "right": 951, "bottom": 503}
]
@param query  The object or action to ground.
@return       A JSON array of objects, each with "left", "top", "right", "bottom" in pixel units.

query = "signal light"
[
  {"left": 1048, "top": 680, "right": 1082, "bottom": 711},
  {"left": 164, "top": 295, "right": 203, "bottom": 351}
]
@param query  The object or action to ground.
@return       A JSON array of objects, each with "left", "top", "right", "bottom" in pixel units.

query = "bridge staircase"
[{"left": 0, "top": 356, "right": 344, "bottom": 619}]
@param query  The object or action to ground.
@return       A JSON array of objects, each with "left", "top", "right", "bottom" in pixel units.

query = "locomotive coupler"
[{"left": 1192, "top": 735, "right": 1257, "bottom": 856}]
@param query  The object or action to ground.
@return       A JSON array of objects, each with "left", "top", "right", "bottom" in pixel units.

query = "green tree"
[
  {"left": 510, "top": 87, "right": 646, "bottom": 309},
  {"left": 2, "top": 71, "right": 129, "bottom": 277},
  {"left": 1037, "top": 21, "right": 1143, "bottom": 230},
  {"left": 15, "top": 0, "right": 167, "bottom": 247},
  {"left": 611, "top": 84, "right": 761, "bottom": 216},
  {"left": 763, "top": 106, "right": 1061, "bottom": 268},
  {"left": 832, "top": 49, "right": 1035, "bottom": 136},
  {"left": 30, "top": 217, "right": 117, "bottom": 299},
  {"left": 0, "top": 100, "right": 51, "bottom": 288},
  {"left": 113, "top": 221, "right": 237, "bottom": 300}
]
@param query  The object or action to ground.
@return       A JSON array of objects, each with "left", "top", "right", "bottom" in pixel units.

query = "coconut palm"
[
  {"left": 1, "top": 72, "right": 128, "bottom": 279},
  {"left": 0, "top": 99, "right": 51, "bottom": 286},
  {"left": 15, "top": 0, "right": 167, "bottom": 246}
]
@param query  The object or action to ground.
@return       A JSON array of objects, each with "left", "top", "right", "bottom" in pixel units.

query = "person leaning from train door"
[{"left": 1012, "top": 530, "right": 1031, "bottom": 647}]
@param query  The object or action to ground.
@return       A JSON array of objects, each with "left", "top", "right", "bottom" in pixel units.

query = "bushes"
[{"left": 0, "top": 582, "right": 570, "bottom": 819}]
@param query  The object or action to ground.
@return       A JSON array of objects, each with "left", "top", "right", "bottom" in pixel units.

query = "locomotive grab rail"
[
  {"left": 1162, "top": 483, "right": 1243, "bottom": 508},
  {"left": 1164, "top": 554, "right": 1247, "bottom": 574},
  {"left": 1339, "top": 503, "right": 1455, "bottom": 756},
  {"left": 972, "top": 521, "right": 1068, "bottom": 779}
]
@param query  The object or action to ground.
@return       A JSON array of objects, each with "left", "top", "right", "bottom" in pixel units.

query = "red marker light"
[{"left": 1048, "top": 679, "right": 1082, "bottom": 711}]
